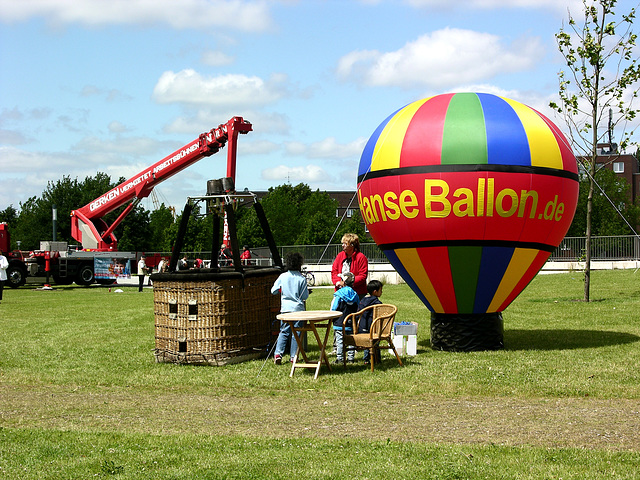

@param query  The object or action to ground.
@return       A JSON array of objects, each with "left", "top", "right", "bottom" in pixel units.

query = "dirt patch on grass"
[{"left": 2, "top": 385, "right": 638, "bottom": 451}]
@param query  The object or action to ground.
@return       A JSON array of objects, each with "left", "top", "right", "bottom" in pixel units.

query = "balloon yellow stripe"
[
  {"left": 501, "top": 97, "right": 562, "bottom": 170},
  {"left": 371, "top": 98, "right": 431, "bottom": 172},
  {"left": 487, "top": 248, "right": 539, "bottom": 312},
  {"left": 395, "top": 247, "right": 444, "bottom": 312}
]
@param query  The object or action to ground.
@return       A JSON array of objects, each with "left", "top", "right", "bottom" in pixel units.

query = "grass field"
[{"left": 1, "top": 269, "right": 639, "bottom": 479}]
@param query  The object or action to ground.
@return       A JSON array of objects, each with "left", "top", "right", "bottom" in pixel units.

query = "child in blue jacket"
[
  {"left": 330, "top": 272, "right": 359, "bottom": 363},
  {"left": 271, "top": 252, "right": 309, "bottom": 364}
]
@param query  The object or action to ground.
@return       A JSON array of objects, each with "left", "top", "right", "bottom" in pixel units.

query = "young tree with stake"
[{"left": 550, "top": 0, "right": 640, "bottom": 301}]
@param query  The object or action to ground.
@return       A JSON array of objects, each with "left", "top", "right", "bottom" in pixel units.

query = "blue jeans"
[
  {"left": 363, "top": 349, "right": 370, "bottom": 363},
  {"left": 275, "top": 319, "right": 303, "bottom": 359},
  {"left": 334, "top": 329, "right": 354, "bottom": 361}
]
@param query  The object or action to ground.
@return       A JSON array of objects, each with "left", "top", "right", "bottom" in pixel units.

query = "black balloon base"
[{"left": 430, "top": 312, "right": 504, "bottom": 352}]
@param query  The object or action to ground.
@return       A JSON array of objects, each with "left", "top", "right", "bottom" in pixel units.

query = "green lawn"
[{"left": 1, "top": 269, "right": 639, "bottom": 479}]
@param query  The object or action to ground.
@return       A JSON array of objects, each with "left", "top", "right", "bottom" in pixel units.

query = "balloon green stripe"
[
  {"left": 441, "top": 93, "right": 488, "bottom": 165},
  {"left": 448, "top": 245, "right": 482, "bottom": 313}
]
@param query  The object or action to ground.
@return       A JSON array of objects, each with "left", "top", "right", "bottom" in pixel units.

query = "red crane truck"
[{"left": 1, "top": 117, "right": 252, "bottom": 288}]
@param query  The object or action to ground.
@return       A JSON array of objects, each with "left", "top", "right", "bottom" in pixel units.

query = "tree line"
[
  {"left": 565, "top": 168, "right": 640, "bottom": 237},
  {"left": 0, "top": 174, "right": 368, "bottom": 253},
  {"left": 0, "top": 169, "right": 638, "bottom": 255}
]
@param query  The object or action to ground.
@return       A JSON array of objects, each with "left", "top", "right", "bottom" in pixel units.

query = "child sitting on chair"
[
  {"left": 330, "top": 271, "right": 359, "bottom": 363},
  {"left": 357, "top": 280, "right": 384, "bottom": 364}
]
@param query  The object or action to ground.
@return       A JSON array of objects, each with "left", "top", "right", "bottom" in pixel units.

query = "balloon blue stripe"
[
  {"left": 477, "top": 93, "right": 531, "bottom": 166},
  {"left": 473, "top": 246, "right": 515, "bottom": 313}
]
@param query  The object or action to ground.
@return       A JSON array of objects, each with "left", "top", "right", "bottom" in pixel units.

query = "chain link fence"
[{"left": 550, "top": 235, "right": 640, "bottom": 262}]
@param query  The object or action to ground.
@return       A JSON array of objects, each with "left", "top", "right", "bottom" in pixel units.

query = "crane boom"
[{"left": 71, "top": 116, "right": 252, "bottom": 251}]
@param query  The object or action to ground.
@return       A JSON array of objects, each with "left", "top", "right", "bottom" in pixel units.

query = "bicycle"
[{"left": 302, "top": 267, "right": 315, "bottom": 287}]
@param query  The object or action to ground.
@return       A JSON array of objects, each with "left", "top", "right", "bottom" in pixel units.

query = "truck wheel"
[
  {"left": 7, "top": 263, "right": 27, "bottom": 288},
  {"left": 76, "top": 265, "right": 95, "bottom": 286}
]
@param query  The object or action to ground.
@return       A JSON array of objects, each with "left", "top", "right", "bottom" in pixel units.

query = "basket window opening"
[
  {"left": 179, "top": 341, "right": 187, "bottom": 353},
  {"left": 169, "top": 299, "right": 178, "bottom": 315},
  {"left": 188, "top": 300, "right": 197, "bottom": 316}
]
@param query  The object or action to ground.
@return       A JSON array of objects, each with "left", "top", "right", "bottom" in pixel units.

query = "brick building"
[{"left": 592, "top": 143, "right": 640, "bottom": 205}]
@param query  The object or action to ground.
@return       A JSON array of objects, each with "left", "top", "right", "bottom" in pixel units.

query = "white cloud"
[
  {"left": 0, "top": 147, "right": 64, "bottom": 173},
  {"left": 163, "top": 110, "right": 289, "bottom": 135},
  {"left": 337, "top": 28, "right": 543, "bottom": 89},
  {"left": 240, "top": 139, "right": 280, "bottom": 155},
  {"left": 152, "top": 70, "right": 288, "bottom": 107},
  {"left": 80, "top": 85, "right": 101, "bottom": 97},
  {"left": 1, "top": 134, "right": 181, "bottom": 177},
  {"left": 284, "top": 137, "right": 366, "bottom": 159},
  {"left": 163, "top": 114, "right": 221, "bottom": 135},
  {"left": 74, "top": 135, "right": 175, "bottom": 156},
  {"left": 0, "top": 147, "right": 86, "bottom": 208},
  {"left": 0, "top": 0, "right": 273, "bottom": 32},
  {"left": 201, "top": 50, "right": 234, "bottom": 66},
  {"left": 284, "top": 142, "right": 307, "bottom": 156},
  {"left": 260, "top": 137, "right": 367, "bottom": 190},
  {"left": 107, "top": 121, "right": 130, "bottom": 133},
  {"left": 0, "top": 172, "right": 49, "bottom": 209},
  {"left": 238, "top": 111, "right": 290, "bottom": 135},
  {"left": 0, "top": 106, "right": 52, "bottom": 124},
  {"left": 0, "top": 129, "right": 29, "bottom": 145},
  {"left": 80, "top": 85, "right": 131, "bottom": 102},
  {"left": 261, "top": 164, "right": 334, "bottom": 183},
  {"left": 0, "top": 143, "right": 202, "bottom": 210},
  {"left": 404, "top": 0, "right": 583, "bottom": 13}
]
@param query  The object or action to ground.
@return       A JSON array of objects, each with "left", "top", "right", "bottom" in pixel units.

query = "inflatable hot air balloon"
[{"left": 357, "top": 93, "right": 579, "bottom": 351}]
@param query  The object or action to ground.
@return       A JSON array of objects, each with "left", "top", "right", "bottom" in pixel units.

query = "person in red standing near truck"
[
  {"left": 240, "top": 245, "right": 252, "bottom": 265},
  {"left": 0, "top": 250, "right": 8, "bottom": 303}
]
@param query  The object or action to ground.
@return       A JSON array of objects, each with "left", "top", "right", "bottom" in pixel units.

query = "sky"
[{"left": 0, "top": 0, "right": 637, "bottom": 214}]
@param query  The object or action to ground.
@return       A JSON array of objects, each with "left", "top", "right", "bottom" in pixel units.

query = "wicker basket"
[{"left": 152, "top": 267, "right": 281, "bottom": 365}]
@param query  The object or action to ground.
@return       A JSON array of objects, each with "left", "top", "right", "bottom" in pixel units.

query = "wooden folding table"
[{"left": 276, "top": 310, "right": 341, "bottom": 379}]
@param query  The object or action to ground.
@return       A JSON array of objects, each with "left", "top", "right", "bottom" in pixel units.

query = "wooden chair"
[{"left": 341, "top": 303, "right": 403, "bottom": 371}]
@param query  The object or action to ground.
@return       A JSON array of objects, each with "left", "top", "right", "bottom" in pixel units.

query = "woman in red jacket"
[{"left": 331, "top": 233, "right": 368, "bottom": 299}]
